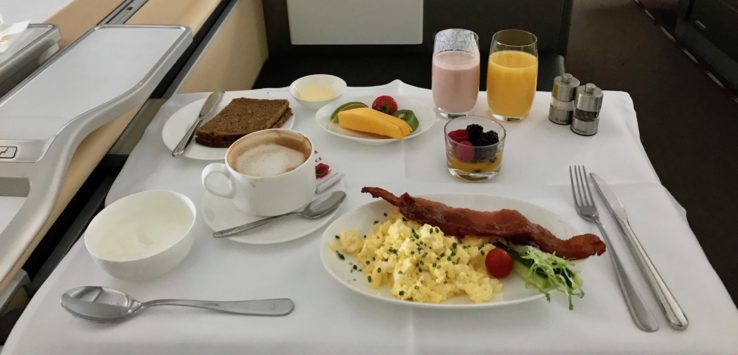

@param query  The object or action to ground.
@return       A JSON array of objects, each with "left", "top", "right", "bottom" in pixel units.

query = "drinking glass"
[
  {"left": 444, "top": 115, "right": 506, "bottom": 182},
  {"left": 486, "top": 29, "right": 538, "bottom": 121},
  {"left": 432, "top": 29, "right": 480, "bottom": 117}
]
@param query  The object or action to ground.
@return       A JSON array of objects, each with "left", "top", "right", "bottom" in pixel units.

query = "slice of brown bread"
[
  {"left": 269, "top": 107, "right": 292, "bottom": 129},
  {"left": 195, "top": 98, "right": 292, "bottom": 148},
  {"left": 195, "top": 107, "right": 293, "bottom": 148}
]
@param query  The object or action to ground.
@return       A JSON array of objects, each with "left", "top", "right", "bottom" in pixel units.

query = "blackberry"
[
  {"left": 466, "top": 124, "right": 484, "bottom": 143},
  {"left": 473, "top": 131, "right": 500, "bottom": 161},
  {"left": 474, "top": 146, "right": 498, "bottom": 162},
  {"left": 476, "top": 130, "right": 499, "bottom": 146}
]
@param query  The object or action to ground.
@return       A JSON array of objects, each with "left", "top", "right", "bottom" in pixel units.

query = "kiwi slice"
[
  {"left": 393, "top": 109, "right": 419, "bottom": 132},
  {"left": 331, "top": 101, "right": 368, "bottom": 123}
]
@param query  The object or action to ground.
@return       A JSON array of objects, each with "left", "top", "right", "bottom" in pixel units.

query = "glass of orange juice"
[{"left": 486, "top": 29, "right": 538, "bottom": 121}]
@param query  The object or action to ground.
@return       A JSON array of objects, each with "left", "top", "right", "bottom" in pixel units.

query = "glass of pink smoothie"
[{"left": 432, "top": 29, "right": 480, "bottom": 117}]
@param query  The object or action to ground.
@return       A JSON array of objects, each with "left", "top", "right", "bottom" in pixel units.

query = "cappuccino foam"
[{"left": 235, "top": 143, "right": 306, "bottom": 177}]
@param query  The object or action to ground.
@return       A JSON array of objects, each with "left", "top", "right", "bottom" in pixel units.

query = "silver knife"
[
  {"left": 172, "top": 91, "right": 224, "bottom": 157},
  {"left": 590, "top": 173, "right": 689, "bottom": 330}
]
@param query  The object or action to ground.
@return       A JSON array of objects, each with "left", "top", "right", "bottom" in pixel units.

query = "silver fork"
[{"left": 569, "top": 165, "right": 659, "bottom": 332}]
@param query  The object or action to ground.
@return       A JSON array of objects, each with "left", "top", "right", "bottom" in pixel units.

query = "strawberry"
[
  {"left": 454, "top": 140, "right": 475, "bottom": 162},
  {"left": 371, "top": 95, "right": 398, "bottom": 114},
  {"left": 315, "top": 163, "right": 330, "bottom": 178},
  {"left": 447, "top": 129, "right": 469, "bottom": 143}
]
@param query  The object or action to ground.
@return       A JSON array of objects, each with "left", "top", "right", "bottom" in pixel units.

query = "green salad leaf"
[{"left": 496, "top": 243, "right": 584, "bottom": 310}]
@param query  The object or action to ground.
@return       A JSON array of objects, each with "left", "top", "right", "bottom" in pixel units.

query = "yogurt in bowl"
[{"left": 84, "top": 190, "right": 196, "bottom": 281}]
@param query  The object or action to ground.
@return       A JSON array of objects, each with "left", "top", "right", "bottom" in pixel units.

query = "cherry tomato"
[{"left": 485, "top": 248, "right": 514, "bottom": 278}]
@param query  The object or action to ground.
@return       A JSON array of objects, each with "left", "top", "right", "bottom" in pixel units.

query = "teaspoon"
[
  {"left": 61, "top": 286, "right": 294, "bottom": 322},
  {"left": 213, "top": 190, "right": 346, "bottom": 238}
]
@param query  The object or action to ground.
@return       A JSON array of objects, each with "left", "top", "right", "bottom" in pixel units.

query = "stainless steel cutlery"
[
  {"left": 171, "top": 91, "right": 224, "bottom": 157},
  {"left": 590, "top": 173, "right": 688, "bottom": 330},
  {"left": 213, "top": 191, "right": 346, "bottom": 238},
  {"left": 61, "top": 286, "right": 294, "bottom": 321},
  {"left": 569, "top": 165, "right": 659, "bottom": 332}
]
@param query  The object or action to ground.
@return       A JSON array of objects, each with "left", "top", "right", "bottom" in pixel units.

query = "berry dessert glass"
[{"left": 444, "top": 115, "right": 506, "bottom": 181}]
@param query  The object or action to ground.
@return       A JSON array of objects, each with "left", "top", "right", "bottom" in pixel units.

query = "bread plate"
[
  {"left": 315, "top": 95, "right": 437, "bottom": 146},
  {"left": 162, "top": 92, "right": 296, "bottom": 161}
]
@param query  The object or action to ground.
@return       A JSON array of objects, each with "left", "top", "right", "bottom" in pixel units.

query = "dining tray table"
[{"left": 3, "top": 81, "right": 737, "bottom": 354}]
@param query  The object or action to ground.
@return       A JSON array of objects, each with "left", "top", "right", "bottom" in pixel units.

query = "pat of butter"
[{"left": 297, "top": 84, "right": 334, "bottom": 101}]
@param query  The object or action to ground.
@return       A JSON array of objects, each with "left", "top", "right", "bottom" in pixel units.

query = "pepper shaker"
[
  {"left": 571, "top": 83, "right": 603, "bottom": 136},
  {"left": 549, "top": 73, "right": 580, "bottom": 125}
]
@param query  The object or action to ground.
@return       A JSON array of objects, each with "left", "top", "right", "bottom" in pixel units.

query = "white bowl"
[
  {"left": 289, "top": 74, "right": 347, "bottom": 110},
  {"left": 84, "top": 190, "right": 196, "bottom": 281}
]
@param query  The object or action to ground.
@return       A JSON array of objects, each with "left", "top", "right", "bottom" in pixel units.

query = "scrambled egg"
[{"left": 331, "top": 211, "right": 502, "bottom": 303}]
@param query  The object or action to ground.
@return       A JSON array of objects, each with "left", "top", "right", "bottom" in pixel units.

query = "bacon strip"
[{"left": 362, "top": 187, "right": 606, "bottom": 260}]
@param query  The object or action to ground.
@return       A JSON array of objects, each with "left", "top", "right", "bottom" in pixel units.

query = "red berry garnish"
[
  {"left": 454, "top": 140, "right": 475, "bottom": 162},
  {"left": 315, "top": 163, "right": 330, "bottom": 178},
  {"left": 447, "top": 129, "right": 469, "bottom": 142},
  {"left": 371, "top": 95, "right": 398, "bottom": 114}
]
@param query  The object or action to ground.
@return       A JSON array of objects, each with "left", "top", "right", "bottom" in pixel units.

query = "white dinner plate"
[
  {"left": 201, "top": 179, "right": 345, "bottom": 245},
  {"left": 162, "top": 92, "right": 296, "bottom": 160},
  {"left": 320, "top": 193, "right": 578, "bottom": 309},
  {"left": 315, "top": 95, "right": 437, "bottom": 145}
]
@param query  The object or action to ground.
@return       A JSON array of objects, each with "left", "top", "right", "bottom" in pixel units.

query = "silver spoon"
[
  {"left": 213, "top": 190, "right": 346, "bottom": 238},
  {"left": 61, "top": 286, "right": 294, "bottom": 322}
]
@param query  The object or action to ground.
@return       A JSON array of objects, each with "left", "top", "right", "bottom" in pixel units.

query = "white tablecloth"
[{"left": 4, "top": 81, "right": 737, "bottom": 354}]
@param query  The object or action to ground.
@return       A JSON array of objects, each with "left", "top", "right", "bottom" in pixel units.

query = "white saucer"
[
  {"left": 162, "top": 92, "right": 296, "bottom": 160},
  {"left": 200, "top": 179, "right": 345, "bottom": 245}
]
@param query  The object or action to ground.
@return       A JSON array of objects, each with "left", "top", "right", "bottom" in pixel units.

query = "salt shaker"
[
  {"left": 571, "top": 83, "right": 603, "bottom": 136},
  {"left": 549, "top": 73, "right": 580, "bottom": 125}
]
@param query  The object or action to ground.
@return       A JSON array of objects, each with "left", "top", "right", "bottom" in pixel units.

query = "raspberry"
[
  {"left": 315, "top": 163, "right": 330, "bottom": 178},
  {"left": 454, "top": 140, "right": 475, "bottom": 162},
  {"left": 447, "top": 129, "right": 469, "bottom": 142}
]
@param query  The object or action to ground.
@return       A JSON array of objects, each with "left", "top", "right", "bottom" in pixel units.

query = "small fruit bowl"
[
  {"left": 84, "top": 190, "right": 196, "bottom": 281},
  {"left": 289, "top": 74, "right": 347, "bottom": 110},
  {"left": 444, "top": 115, "right": 507, "bottom": 182}
]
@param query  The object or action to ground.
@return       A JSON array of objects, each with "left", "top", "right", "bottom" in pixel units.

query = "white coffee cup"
[{"left": 201, "top": 129, "right": 316, "bottom": 216}]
